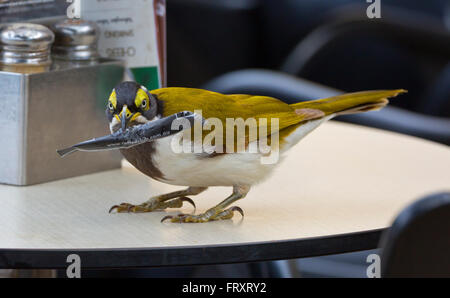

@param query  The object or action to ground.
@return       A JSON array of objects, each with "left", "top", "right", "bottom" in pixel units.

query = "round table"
[{"left": 0, "top": 122, "right": 448, "bottom": 269}]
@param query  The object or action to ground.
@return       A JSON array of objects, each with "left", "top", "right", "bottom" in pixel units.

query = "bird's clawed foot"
[
  {"left": 109, "top": 196, "right": 195, "bottom": 213},
  {"left": 161, "top": 206, "right": 244, "bottom": 223}
]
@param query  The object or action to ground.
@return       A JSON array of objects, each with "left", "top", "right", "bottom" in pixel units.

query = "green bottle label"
[{"left": 130, "top": 66, "right": 160, "bottom": 91}]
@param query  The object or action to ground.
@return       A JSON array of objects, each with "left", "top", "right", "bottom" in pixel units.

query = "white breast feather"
[{"left": 150, "top": 116, "right": 334, "bottom": 187}]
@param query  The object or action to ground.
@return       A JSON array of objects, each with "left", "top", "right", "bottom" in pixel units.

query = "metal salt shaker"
[
  {"left": 51, "top": 19, "right": 100, "bottom": 66},
  {"left": 0, "top": 23, "right": 54, "bottom": 74}
]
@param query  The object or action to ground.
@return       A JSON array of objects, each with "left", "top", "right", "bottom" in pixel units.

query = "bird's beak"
[
  {"left": 117, "top": 105, "right": 142, "bottom": 131},
  {"left": 120, "top": 105, "right": 137, "bottom": 131},
  {"left": 121, "top": 105, "right": 128, "bottom": 131}
]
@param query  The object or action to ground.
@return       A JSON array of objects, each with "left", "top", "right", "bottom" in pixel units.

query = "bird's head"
[{"left": 106, "top": 81, "right": 158, "bottom": 133}]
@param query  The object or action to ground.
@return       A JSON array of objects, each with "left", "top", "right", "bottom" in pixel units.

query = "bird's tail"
[{"left": 290, "top": 89, "right": 407, "bottom": 118}]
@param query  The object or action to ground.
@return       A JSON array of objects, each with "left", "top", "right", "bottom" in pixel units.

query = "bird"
[{"left": 107, "top": 81, "right": 406, "bottom": 223}]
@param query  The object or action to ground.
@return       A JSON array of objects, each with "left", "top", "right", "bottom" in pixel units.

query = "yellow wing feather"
[
  {"left": 153, "top": 88, "right": 308, "bottom": 129},
  {"left": 151, "top": 87, "right": 406, "bottom": 151},
  {"left": 291, "top": 89, "right": 407, "bottom": 115}
]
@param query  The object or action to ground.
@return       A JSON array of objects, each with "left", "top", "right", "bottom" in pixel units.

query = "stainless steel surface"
[
  {"left": 0, "top": 59, "right": 125, "bottom": 185},
  {"left": 51, "top": 19, "right": 99, "bottom": 61},
  {"left": 0, "top": 23, "right": 54, "bottom": 66}
]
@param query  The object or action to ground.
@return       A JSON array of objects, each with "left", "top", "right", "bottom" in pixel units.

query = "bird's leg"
[
  {"left": 109, "top": 186, "right": 208, "bottom": 213},
  {"left": 162, "top": 185, "right": 250, "bottom": 223}
]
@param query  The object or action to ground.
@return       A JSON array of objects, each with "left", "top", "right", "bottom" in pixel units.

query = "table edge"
[{"left": 0, "top": 228, "right": 386, "bottom": 269}]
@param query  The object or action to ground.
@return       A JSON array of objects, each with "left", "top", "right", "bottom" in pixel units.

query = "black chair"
[
  {"left": 381, "top": 193, "right": 450, "bottom": 278},
  {"left": 203, "top": 69, "right": 450, "bottom": 145},
  {"left": 167, "top": 1, "right": 449, "bottom": 117},
  {"left": 280, "top": 6, "right": 450, "bottom": 116},
  {"left": 421, "top": 62, "right": 450, "bottom": 117}
]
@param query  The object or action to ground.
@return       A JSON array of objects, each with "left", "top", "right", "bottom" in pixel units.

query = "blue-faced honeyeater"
[{"left": 107, "top": 82, "right": 406, "bottom": 223}]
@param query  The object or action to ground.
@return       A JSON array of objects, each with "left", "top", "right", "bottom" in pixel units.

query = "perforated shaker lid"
[
  {"left": 52, "top": 19, "right": 100, "bottom": 61},
  {"left": 0, "top": 23, "right": 54, "bottom": 66}
]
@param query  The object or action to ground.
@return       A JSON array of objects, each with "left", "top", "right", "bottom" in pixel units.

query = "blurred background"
[{"left": 168, "top": 0, "right": 450, "bottom": 115}]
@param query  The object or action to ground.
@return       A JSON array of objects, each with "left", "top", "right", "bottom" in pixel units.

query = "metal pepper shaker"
[
  {"left": 0, "top": 23, "right": 54, "bottom": 74},
  {"left": 51, "top": 19, "right": 100, "bottom": 65}
]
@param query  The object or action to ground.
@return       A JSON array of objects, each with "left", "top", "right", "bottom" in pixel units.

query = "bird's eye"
[
  {"left": 108, "top": 102, "right": 114, "bottom": 110},
  {"left": 141, "top": 99, "right": 147, "bottom": 108}
]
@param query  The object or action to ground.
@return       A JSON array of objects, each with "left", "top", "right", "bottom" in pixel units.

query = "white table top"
[{"left": 0, "top": 121, "right": 448, "bottom": 268}]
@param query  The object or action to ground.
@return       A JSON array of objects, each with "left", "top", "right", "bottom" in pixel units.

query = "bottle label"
[{"left": 80, "top": 0, "right": 165, "bottom": 90}]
